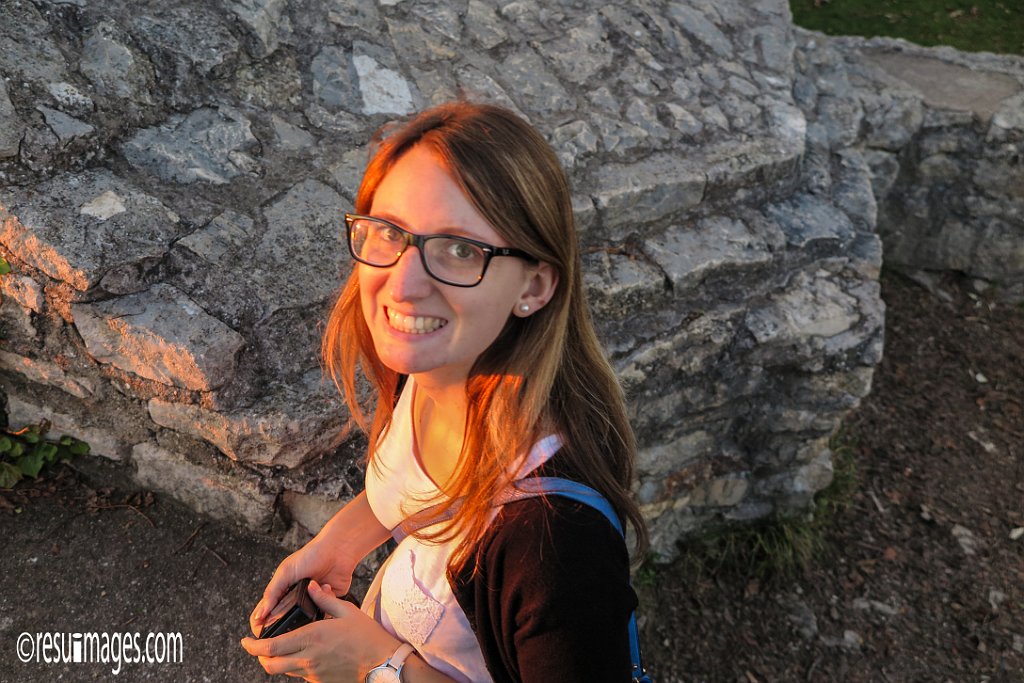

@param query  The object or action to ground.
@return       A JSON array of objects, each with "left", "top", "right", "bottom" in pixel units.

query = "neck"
[{"left": 411, "top": 374, "right": 469, "bottom": 490}]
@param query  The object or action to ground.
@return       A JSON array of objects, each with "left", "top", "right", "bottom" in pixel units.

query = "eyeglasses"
[{"left": 345, "top": 213, "right": 535, "bottom": 288}]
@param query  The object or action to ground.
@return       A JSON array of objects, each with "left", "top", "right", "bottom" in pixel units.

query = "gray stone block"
[
  {"left": 228, "top": 0, "right": 292, "bottom": 57},
  {"left": 254, "top": 179, "right": 350, "bottom": 314},
  {"left": 78, "top": 20, "right": 154, "bottom": 103},
  {"left": 592, "top": 155, "right": 706, "bottom": 231},
  {"left": 72, "top": 284, "right": 245, "bottom": 391},
  {"left": 46, "top": 82, "right": 94, "bottom": 116},
  {"left": 499, "top": 48, "right": 574, "bottom": 116},
  {"left": 352, "top": 41, "right": 417, "bottom": 116},
  {"left": 744, "top": 270, "right": 861, "bottom": 348},
  {"left": 36, "top": 106, "right": 94, "bottom": 145},
  {"left": 271, "top": 115, "right": 315, "bottom": 151},
  {"left": 0, "top": 81, "right": 24, "bottom": 159},
  {"left": 542, "top": 14, "right": 613, "bottom": 85},
  {"left": 176, "top": 210, "right": 255, "bottom": 268},
  {"left": 583, "top": 250, "right": 666, "bottom": 319},
  {"left": 455, "top": 65, "right": 523, "bottom": 119},
  {"left": 327, "top": 0, "right": 381, "bottom": 32},
  {"left": 0, "top": 0, "right": 69, "bottom": 85},
  {"left": 281, "top": 491, "right": 347, "bottom": 536},
  {"left": 667, "top": 4, "right": 733, "bottom": 58},
  {"left": 0, "top": 169, "right": 183, "bottom": 292},
  {"left": 766, "top": 193, "right": 856, "bottom": 251},
  {"left": 312, "top": 46, "right": 359, "bottom": 111},
  {"left": 132, "top": 442, "right": 274, "bottom": 529},
  {"left": 644, "top": 216, "right": 772, "bottom": 293},
  {"left": 0, "top": 351, "right": 95, "bottom": 399},
  {"left": 148, "top": 376, "right": 346, "bottom": 468},
  {"left": 990, "top": 92, "right": 1024, "bottom": 140},
  {"left": 863, "top": 51, "right": 1022, "bottom": 125},
  {"left": 121, "top": 107, "right": 259, "bottom": 185},
  {"left": 465, "top": 0, "right": 508, "bottom": 50},
  {"left": 0, "top": 274, "right": 44, "bottom": 313}
]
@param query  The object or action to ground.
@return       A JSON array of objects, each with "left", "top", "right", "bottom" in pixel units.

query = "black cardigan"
[{"left": 449, "top": 486, "right": 638, "bottom": 682}]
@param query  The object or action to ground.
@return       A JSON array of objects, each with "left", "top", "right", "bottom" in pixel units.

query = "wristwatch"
[{"left": 365, "top": 642, "right": 415, "bottom": 683}]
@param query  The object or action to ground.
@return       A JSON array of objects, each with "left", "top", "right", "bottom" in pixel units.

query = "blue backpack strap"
[{"left": 497, "top": 477, "right": 624, "bottom": 535}]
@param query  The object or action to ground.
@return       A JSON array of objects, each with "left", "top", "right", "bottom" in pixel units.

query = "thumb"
[{"left": 308, "top": 580, "right": 353, "bottom": 619}]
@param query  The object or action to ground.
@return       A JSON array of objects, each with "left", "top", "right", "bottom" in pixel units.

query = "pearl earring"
[{"left": 520, "top": 304, "right": 530, "bottom": 313}]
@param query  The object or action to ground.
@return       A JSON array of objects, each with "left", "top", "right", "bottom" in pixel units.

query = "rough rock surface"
[
  {"left": 793, "top": 30, "right": 1024, "bottom": 303},
  {"left": 0, "top": 0, "right": 1016, "bottom": 559}
]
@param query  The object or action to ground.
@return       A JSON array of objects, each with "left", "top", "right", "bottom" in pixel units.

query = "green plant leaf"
[
  {"left": 0, "top": 436, "right": 11, "bottom": 453},
  {"left": 0, "top": 461, "right": 20, "bottom": 488},
  {"left": 9, "top": 442, "right": 24, "bottom": 458},
  {"left": 16, "top": 452, "right": 44, "bottom": 478},
  {"left": 21, "top": 431, "right": 40, "bottom": 444},
  {"left": 59, "top": 435, "right": 74, "bottom": 446},
  {"left": 37, "top": 443, "right": 59, "bottom": 463},
  {"left": 69, "top": 441, "right": 90, "bottom": 456},
  {"left": 0, "top": 256, "right": 11, "bottom": 276}
]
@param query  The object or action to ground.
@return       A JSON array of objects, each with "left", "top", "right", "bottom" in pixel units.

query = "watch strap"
[
  {"left": 388, "top": 642, "right": 415, "bottom": 674},
  {"left": 365, "top": 642, "right": 415, "bottom": 682}
]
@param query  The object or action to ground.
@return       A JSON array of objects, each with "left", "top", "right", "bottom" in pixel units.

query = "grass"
[
  {"left": 790, "top": 0, "right": 1024, "bottom": 56},
  {"left": 640, "top": 427, "right": 862, "bottom": 586}
]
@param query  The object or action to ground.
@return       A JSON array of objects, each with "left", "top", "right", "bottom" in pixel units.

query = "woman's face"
[{"left": 358, "top": 144, "right": 553, "bottom": 388}]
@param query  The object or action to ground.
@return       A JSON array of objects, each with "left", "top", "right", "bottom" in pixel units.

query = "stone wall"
[
  {"left": 0, "top": 0, "right": 907, "bottom": 560},
  {"left": 794, "top": 31, "right": 1024, "bottom": 303}
]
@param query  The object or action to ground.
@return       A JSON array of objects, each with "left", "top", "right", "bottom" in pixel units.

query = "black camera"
[{"left": 259, "top": 578, "right": 324, "bottom": 639}]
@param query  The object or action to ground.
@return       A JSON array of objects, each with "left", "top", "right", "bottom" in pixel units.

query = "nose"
[{"left": 387, "top": 246, "right": 433, "bottom": 301}]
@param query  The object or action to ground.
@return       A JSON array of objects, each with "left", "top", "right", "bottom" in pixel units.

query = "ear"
[{"left": 513, "top": 262, "right": 559, "bottom": 317}]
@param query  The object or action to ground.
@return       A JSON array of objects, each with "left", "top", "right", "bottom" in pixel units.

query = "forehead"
[{"left": 369, "top": 145, "right": 502, "bottom": 243}]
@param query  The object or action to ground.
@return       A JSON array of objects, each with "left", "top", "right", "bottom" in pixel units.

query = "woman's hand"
[
  {"left": 250, "top": 491, "right": 392, "bottom": 636},
  {"left": 242, "top": 581, "right": 400, "bottom": 682},
  {"left": 249, "top": 538, "right": 353, "bottom": 636}
]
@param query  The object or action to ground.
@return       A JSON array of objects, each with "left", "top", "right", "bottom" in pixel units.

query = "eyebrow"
[{"left": 367, "top": 212, "right": 494, "bottom": 243}]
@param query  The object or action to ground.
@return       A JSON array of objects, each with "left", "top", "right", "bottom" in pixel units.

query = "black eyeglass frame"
[{"left": 344, "top": 213, "right": 537, "bottom": 288}]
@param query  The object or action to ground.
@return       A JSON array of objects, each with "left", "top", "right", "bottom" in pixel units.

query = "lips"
[{"left": 386, "top": 307, "right": 448, "bottom": 334}]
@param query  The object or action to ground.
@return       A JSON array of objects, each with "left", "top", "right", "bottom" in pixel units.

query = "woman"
[{"left": 242, "top": 101, "right": 648, "bottom": 682}]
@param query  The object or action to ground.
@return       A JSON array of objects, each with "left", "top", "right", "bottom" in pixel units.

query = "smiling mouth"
[{"left": 386, "top": 308, "right": 448, "bottom": 334}]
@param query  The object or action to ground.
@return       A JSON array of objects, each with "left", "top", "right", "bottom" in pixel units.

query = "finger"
[
  {"left": 250, "top": 597, "right": 271, "bottom": 634},
  {"left": 308, "top": 580, "right": 356, "bottom": 619},
  {"left": 241, "top": 631, "right": 306, "bottom": 659},
  {"left": 258, "top": 562, "right": 302, "bottom": 622},
  {"left": 250, "top": 599, "right": 289, "bottom": 636},
  {"left": 258, "top": 654, "right": 306, "bottom": 677}
]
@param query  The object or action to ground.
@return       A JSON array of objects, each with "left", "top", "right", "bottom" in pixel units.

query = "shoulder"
[
  {"left": 485, "top": 493, "right": 628, "bottom": 569},
  {"left": 454, "top": 493, "right": 637, "bottom": 682},
  {"left": 473, "top": 492, "right": 635, "bottom": 623}
]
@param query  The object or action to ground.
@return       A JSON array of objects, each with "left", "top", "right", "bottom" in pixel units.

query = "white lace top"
[{"left": 363, "top": 375, "right": 561, "bottom": 682}]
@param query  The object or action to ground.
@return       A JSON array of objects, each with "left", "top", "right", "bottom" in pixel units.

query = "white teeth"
[{"left": 387, "top": 309, "right": 447, "bottom": 334}]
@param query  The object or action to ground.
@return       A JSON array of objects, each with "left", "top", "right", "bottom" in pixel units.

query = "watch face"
[{"left": 365, "top": 666, "right": 401, "bottom": 683}]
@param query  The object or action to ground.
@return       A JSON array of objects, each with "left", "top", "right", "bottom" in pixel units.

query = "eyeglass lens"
[{"left": 349, "top": 217, "right": 487, "bottom": 286}]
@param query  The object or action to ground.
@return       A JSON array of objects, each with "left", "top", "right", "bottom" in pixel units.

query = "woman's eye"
[
  {"left": 376, "top": 225, "right": 403, "bottom": 242},
  {"left": 448, "top": 241, "right": 479, "bottom": 260}
]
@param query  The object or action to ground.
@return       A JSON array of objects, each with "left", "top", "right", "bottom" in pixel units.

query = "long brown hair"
[{"left": 322, "top": 101, "right": 648, "bottom": 568}]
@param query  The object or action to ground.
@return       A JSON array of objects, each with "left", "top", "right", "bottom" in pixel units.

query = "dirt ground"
[
  {"left": 1, "top": 267, "right": 1021, "bottom": 682},
  {"left": 640, "top": 269, "right": 1024, "bottom": 682}
]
